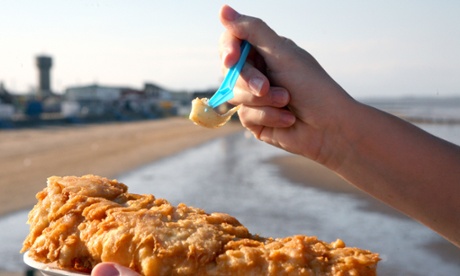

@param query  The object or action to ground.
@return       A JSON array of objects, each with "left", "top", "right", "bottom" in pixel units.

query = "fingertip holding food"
[{"left": 189, "top": 98, "right": 240, "bottom": 128}]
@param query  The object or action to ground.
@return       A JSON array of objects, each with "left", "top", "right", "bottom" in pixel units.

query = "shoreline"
[
  {"left": 0, "top": 118, "right": 244, "bottom": 217},
  {"left": 270, "top": 154, "right": 460, "bottom": 262},
  {"left": 270, "top": 154, "right": 411, "bottom": 219}
]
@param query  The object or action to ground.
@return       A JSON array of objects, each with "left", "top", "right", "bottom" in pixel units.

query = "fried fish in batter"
[
  {"left": 22, "top": 175, "right": 379, "bottom": 275},
  {"left": 189, "top": 97, "right": 240, "bottom": 128}
]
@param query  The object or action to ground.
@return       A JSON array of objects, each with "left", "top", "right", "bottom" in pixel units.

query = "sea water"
[{"left": 1, "top": 97, "right": 459, "bottom": 275}]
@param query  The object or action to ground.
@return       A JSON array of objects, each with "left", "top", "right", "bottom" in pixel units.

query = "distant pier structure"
[{"left": 36, "top": 55, "right": 53, "bottom": 98}]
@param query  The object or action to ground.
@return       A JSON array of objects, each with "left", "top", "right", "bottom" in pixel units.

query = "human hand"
[
  {"left": 219, "top": 5, "right": 357, "bottom": 167},
  {"left": 91, "top": 263, "right": 140, "bottom": 276},
  {"left": 218, "top": 5, "right": 460, "bottom": 249}
]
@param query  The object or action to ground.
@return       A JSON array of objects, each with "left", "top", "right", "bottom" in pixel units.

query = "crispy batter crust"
[{"left": 22, "top": 175, "right": 379, "bottom": 275}]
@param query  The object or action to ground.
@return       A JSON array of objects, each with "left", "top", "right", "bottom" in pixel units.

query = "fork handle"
[{"left": 208, "top": 41, "right": 251, "bottom": 108}]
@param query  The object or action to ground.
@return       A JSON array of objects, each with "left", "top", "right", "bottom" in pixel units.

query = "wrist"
[{"left": 314, "top": 97, "right": 365, "bottom": 171}]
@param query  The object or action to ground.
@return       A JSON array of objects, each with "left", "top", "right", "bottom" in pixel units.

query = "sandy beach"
[
  {"left": 2, "top": 117, "right": 459, "bottom": 276},
  {"left": 0, "top": 118, "right": 243, "bottom": 217}
]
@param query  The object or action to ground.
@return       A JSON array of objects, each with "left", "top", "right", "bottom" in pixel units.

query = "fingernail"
[
  {"left": 249, "top": 77, "right": 264, "bottom": 96},
  {"left": 272, "top": 89, "right": 289, "bottom": 106},
  {"left": 281, "top": 111, "right": 296, "bottom": 126},
  {"left": 95, "top": 263, "right": 120, "bottom": 276},
  {"left": 222, "top": 5, "right": 241, "bottom": 21}
]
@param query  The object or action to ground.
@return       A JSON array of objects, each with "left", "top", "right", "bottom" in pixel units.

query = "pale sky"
[{"left": 1, "top": 0, "right": 460, "bottom": 98}]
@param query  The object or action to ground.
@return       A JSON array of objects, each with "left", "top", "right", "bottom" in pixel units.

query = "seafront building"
[
  {"left": 0, "top": 83, "right": 15, "bottom": 120},
  {"left": 0, "top": 55, "right": 215, "bottom": 127},
  {"left": 62, "top": 83, "right": 186, "bottom": 120}
]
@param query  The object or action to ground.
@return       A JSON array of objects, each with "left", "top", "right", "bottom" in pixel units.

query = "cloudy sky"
[{"left": 1, "top": 0, "right": 459, "bottom": 98}]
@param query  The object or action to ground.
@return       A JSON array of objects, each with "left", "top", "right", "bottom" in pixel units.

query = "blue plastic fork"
[{"left": 208, "top": 40, "right": 251, "bottom": 108}]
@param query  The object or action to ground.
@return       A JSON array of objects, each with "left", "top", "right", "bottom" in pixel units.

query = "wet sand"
[
  {"left": 0, "top": 118, "right": 243, "bottom": 217},
  {"left": 270, "top": 155, "right": 411, "bottom": 219},
  {"left": 270, "top": 154, "right": 460, "bottom": 265}
]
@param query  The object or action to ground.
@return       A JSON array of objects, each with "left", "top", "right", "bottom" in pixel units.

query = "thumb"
[
  {"left": 91, "top": 262, "right": 141, "bottom": 276},
  {"left": 219, "top": 5, "right": 286, "bottom": 62}
]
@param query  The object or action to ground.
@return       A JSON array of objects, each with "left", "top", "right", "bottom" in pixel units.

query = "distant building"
[
  {"left": 36, "top": 55, "right": 53, "bottom": 98},
  {"left": 0, "top": 82, "right": 13, "bottom": 104},
  {"left": 61, "top": 83, "right": 180, "bottom": 120},
  {"left": 62, "top": 84, "right": 123, "bottom": 118},
  {"left": 143, "top": 82, "right": 178, "bottom": 116},
  {"left": 0, "top": 83, "right": 14, "bottom": 119},
  {"left": 192, "top": 89, "right": 215, "bottom": 100},
  {"left": 35, "top": 55, "right": 63, "bottom": 113},
  {"left": 144, "top": 83, "right": 165, "bottom": 99}
]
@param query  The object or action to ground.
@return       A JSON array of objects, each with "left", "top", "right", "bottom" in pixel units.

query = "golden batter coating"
[
  {"left": 189, "top": 97, "right": 240, "bottom": 128},
  {"left": 22, "top": 175, "right": 379, "bottom": 275}
]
